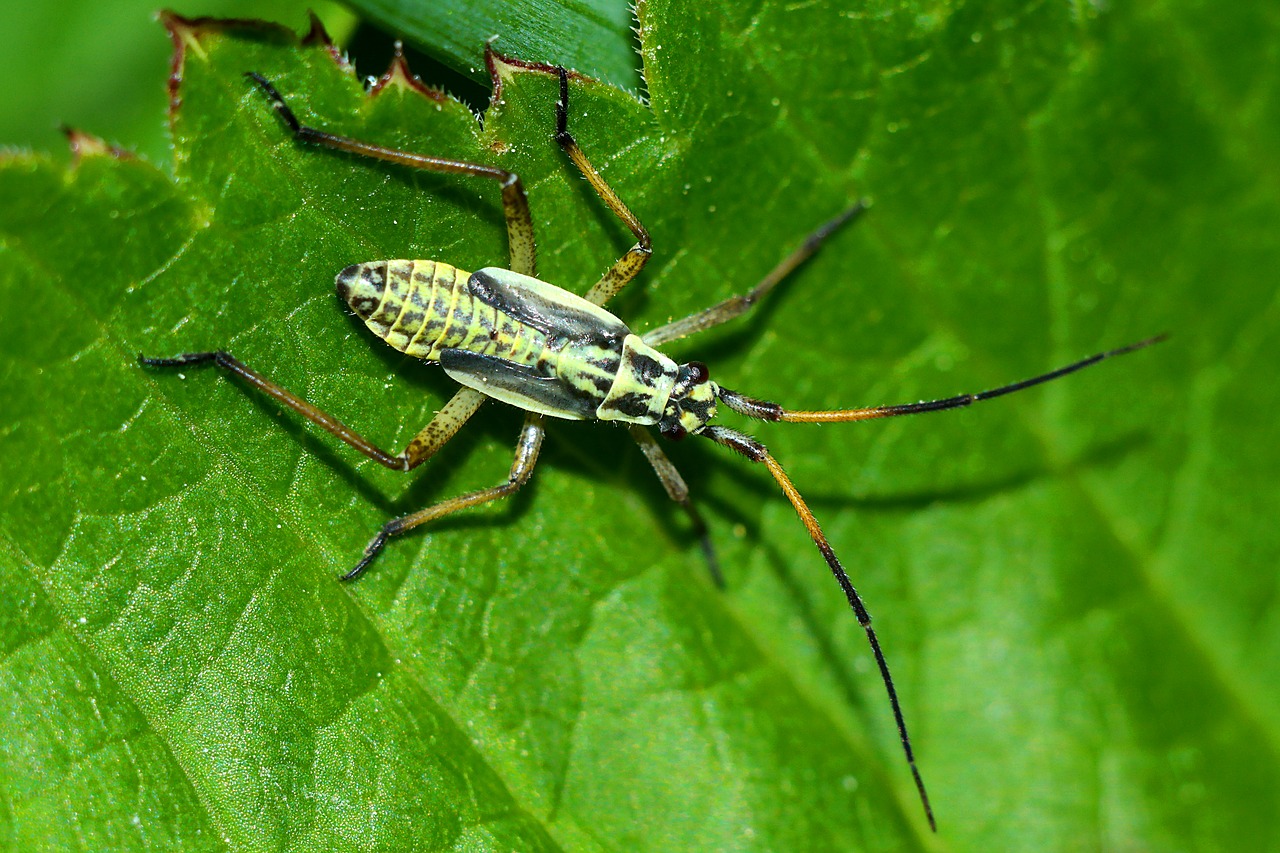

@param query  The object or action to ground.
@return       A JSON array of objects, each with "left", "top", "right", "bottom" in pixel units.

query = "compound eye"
[
  {"left": 661, "top": 423, "right": 688, "bottom": 441},
  {"left": 688, "top": 361, "right": 709, "bottom": 383}
]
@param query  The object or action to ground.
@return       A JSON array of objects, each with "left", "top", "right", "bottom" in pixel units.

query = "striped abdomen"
[
  {"left": 336, "top": 260, "right": 684, "bottom": 425},
  {"left": 336, "top": 259, "right": 547, "bottom": 365}
]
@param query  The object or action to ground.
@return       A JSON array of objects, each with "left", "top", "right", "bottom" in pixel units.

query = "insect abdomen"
[
  {"left": 336, "top": 260, "right": 545, "bottom": 364},
  {"left": 337, "top": 261, "right": 679, "bottom": 425}
]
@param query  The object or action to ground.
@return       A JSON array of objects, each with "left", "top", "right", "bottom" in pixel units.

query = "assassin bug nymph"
[{"left": 142, "top": 66, "right": 1162, "bottom": 830}]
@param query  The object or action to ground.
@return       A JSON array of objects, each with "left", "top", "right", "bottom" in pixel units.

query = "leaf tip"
[
  {"left": 370, "top": 42, "right": 449, "bottom": 104},
  {"left": 159, "top": 12, "right": 354, "bottom": 143},
  {"left": 60, "top": 126, "right": 133, "bottom": 163},
  {"left": 484, "top": 43, "right": 585, "bottom": 111},
  {"left": 301, "top": 11, "right": 351, "bottom": 72}
]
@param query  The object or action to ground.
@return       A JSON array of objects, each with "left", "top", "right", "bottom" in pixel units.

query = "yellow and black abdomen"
[
  {"left": 337, "top": 261, "right": 680, "bottom": 424},
  {"left": 336, "top": 259, "right": 549, "bottom": 367}
]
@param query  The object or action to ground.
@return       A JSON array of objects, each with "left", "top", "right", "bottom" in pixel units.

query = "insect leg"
[
  {"left": 552, "top": 68, "right": 652, "bottom": 307},
  {"left": 139, "top": 352, "right": 484, "bottom": 471},
  {"left": 344, "top": 413, "right": 546, "bottom": 581},
  {"left": 245, "top": 72, "right": 537, "bottom": 277},
  {"left": 629, "top": 426, "right": 723, "bottom": 588},
  {"left": 400, "top": 388, "right": 487, "bottom": 470},
  {"left": 641, "top": 201, "right": 867, "bottom": 348},
  {"left": 700, "top": 423, "right": 935, "bottom": 831}
]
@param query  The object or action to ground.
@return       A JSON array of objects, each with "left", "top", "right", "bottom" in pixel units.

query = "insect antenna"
[
  {"left": 700, "top": 424, "right": 936, "bottom": 831},
  {"left": 718, "top": 334, "right": 1167, "bottom": 424},
  {"left": 703, "top": 334, "right": 1166, "bottom": 831}
]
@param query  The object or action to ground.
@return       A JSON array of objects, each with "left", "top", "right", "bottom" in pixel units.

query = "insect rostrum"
[{"left": 141, "top": 60, "right": 1163, "bottom": 831}]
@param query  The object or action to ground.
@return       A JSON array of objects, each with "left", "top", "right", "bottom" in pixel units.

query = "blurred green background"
[{"left": 0, "top": 2, "right": 347, "bottom": 163}]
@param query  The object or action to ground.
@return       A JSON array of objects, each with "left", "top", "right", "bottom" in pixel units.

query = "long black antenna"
[
  {"left": 708, "top": 334, "right": 1167, "bottom": 830},
  {"left": 719, "top": 335, "right": 1168, "bottom": 424}
]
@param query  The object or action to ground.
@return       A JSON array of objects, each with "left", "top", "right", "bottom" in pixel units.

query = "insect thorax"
[{"left": 594, "top": 334, "right": 678, "bottom": 424}]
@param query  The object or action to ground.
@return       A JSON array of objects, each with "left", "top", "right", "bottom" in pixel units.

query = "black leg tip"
[
  {"left": 244, "top": 72, "right": 301, "bottom": 132},
  {"left": 555, "top": 67, "right": 570, "bottom": 136},
  {"left": 244, "top": 71, "right": 277, "bottom": 99},
  {"left": 138, "top": 351, "right": 218, "bottom": 369},
  {"left": 339, "top": 555, "right": 373, "bottom": 583},
  {"left": 341, "top": 529, "right": 390, "bottom": 582}
]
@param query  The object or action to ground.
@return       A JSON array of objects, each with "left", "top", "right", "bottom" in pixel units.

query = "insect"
[{"left": 141, "top": 65, "right": 1163, "bottom": 831}]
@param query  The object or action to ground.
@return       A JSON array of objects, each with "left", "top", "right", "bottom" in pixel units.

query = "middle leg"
[{"left": 345, "top": 413, "right": 547, "bottom": 580}]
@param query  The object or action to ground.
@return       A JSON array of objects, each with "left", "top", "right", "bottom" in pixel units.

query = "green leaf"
[
  {"left": 2, "top": 3, "right": 1278, "bottom": 851},
  {"left": 346, "top": 0, "right": 641, "bottom": 92}
]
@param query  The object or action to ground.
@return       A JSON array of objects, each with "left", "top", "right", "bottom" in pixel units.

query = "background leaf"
[
  {"left": 347, "top": 0, "right": 641, "bottom": 92},
  {"left": 1, "top": 1, "right": 1278, "bottom": 851},
  {"left": 0, "top": 0, "right": 356, "bottom": 163}
]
